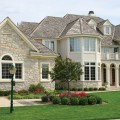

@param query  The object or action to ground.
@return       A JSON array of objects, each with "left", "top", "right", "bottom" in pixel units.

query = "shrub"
[
  {"left": 94, "top": 87, "right": 98, "bottom": 91},
  {"left": 41, "top": 96, "right": 49, "bottom": 102},
  {"left": 84, "top": 87, "right": 89, "bottom": 91},
  {"left": 89, "top": 88, "right": 94, "bottom": 91},
  {"left": 70, "top": 97, "right": 79, "bottom": 105},
  {"left": 55, "top": 83, "right": 63, "bottom": 90},
  {"left": 72, "top": 88, "right": 77, "bottom": 91},
  {"left": 29, "top": 83, "right": 45, "bottom": 93},
  {"left": 95, "top": 96, "right": 102, "bottom": 104},
  {"left": 49, "top": 96, "right": 54, "bottom": 101},
  {"left": 18, "top": 90, "right": 29, "bottom": 95},
  {"left": 52, "top": 97, "right": 61, "bottom": 104},
  {"left": 79, "top": 97, "right": 88, "bottom": 105},
  {"left": 99, "top": 87, "right": 106, "bottom": 91},
  {"left": 88, "top": 96, "right": 97, "bottom": 105},
  {"left": 77, "top": 88, "right": 83, "bottom": 91},
  {"left": 0, "top": 90, "right": 11, "bottom": 96},
  {"left": 61, "top": 97, "right": 70, "bottom": 105}
]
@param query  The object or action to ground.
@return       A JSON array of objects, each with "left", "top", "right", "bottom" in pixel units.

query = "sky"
[{"left": 0, "top": 0, "right": 120, "bottom": 25}]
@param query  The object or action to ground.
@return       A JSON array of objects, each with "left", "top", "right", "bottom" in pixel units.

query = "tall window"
[
  {"left": 84, "top": 38, "right": 95, "bottom": 52},
  {"left": 97, "top": 40, "right": 100, "bottom": 52},
  {"left": 70, "top": 38, "right": 80, "bottom": 52},
  {"left": 98, "top": 63, "right": 100, "bottom": 80},
  {"left": 84, "top": 62, "right": 96, "bottom": 80},
  {"left": 1, "top": 55, "right": 23, "bottom": 79},
  {"left": 42, "top": 64, "right": 49, "bottom": 79},
  {"left": 45, "top": 41, "right": 54, "bottom": 51}
]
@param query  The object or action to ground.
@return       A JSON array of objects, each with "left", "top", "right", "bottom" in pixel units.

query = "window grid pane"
[
  {"left": 2, "top": 63, "right": 12, "bottom": 79},
  {"left": 15, "top": 64, "right": 22, "bottom": 79},
  {"left": 42, "top": 64, "right": 49, "bottom": 79}
]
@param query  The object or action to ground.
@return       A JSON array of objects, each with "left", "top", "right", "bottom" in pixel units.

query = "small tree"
[{"left": 49, "top": 56, "right": 83, "bottom": 94}]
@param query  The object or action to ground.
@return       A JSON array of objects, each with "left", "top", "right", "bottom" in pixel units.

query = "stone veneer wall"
[
  {"left": 59, "top": 80, "right": 102, "bottom": 89},
  {"left": 0, "top": 23, "right": 54, "bottom": 91}
]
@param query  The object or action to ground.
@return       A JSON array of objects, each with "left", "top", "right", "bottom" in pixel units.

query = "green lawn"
[{"left": 1, "top": 91, "right": 120, "bottom": 120}]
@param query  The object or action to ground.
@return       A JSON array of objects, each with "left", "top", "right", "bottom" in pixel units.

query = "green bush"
[
  {"left": 18, "top": 90, "right": 29, "bottom": 95},
  {"left": 88, "top": 96, "right": 97, "bottom": 105},
  {"left": 89, "top": 88, "right": 94, "bottom": 91},
  {"left": 55, "top": 83, "right": 63, "bottom": 90},
  {"left": 79, "top": 97, "right": 88, "bottom": 105},
  {"left": 84, "top": 87, "right": 89, "bottom": 91},
  {"left": 77, "top": 88, "right": 83, "bottom": 91},
  {"left": 0, "top": 90, "right": 12, "bottom": 96},
  {"left": 94, "top": 87, "right": 98, "bottom": 91},
  {"left": 61, "top": 97, "right": 70, "bottom": 105},
  {"left": 52, "top": 97, "right": 61, "bottom": 104},
  {"left": 95, "top": 96, "right": 102, "bottom": 104},
  {"left": 72, "top": 88, "right": 77, "bottom": 91},
  {"left": 41, "top": 96, "right": 49, "bottom": 102},
  {"left": 29, "top": 83, "right": 45, "bottom": 93},
  {"left": 70, "top": 97, "right": 79, "bottom": 105},
  {"left": 99, "top": 87, "right": 106, "bottom": 91},
  {"left": 49, "top": 96, "right": 54, "bottom": 101}
]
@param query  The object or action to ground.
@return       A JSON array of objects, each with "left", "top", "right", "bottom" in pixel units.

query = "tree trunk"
[{"left": 67, "top": 81, "right": 70, "bottom": 94}]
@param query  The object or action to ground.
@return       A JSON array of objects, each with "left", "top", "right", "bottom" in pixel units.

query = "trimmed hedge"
[
  {"left": 70, "top": 97, "right": 79, "bottom": 105},
  {"left": 61, "top": 97, "right": 70, "bottom": 105},
  {"left": 79, "top": 97, "right": 88, "bottom": 105},
  {"left": 41, "top": 96, "right": 49, "bottom": 102},
  {"left": 88, "top": 96, "right": 97, "bottom": 105},
  {"left": 52, "top": 97, "right": 61, "bottom": 104}
]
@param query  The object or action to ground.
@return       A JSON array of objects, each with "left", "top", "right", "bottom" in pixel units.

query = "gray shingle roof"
[
  {"left": 18, "top": 22, "right": 39, "bottom": 36},
  {"left": 30, "top": 16, "right": 66, "bottom": 38},
  {"left": 60, "top": 18, "right": 100, "bottom": 37},
  {"left": 27, "top": 36, "right": 58, "bottom": 56},
  {"left": 114, "top": 25, "right": 120, "bottom": 40},
  {"left": 18, "top": 13, "right": 120, "bottom": 47}
]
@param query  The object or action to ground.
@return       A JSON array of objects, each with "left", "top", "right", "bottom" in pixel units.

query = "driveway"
[{"left": 0, "top": 97, "right": 46, "bottom": 107}]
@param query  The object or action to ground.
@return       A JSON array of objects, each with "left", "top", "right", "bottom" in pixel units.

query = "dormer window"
[{"left": 104, "top": 26, "right": 111, "bottom": 35}]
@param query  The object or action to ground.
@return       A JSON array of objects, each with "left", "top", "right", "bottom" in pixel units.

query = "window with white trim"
[
  {"left": 104, "top": 26, "right": 111, "bottom": 35},
  {"left": 45, "top": 41, "right": 54, "bottom": 51},
  {"left": 70, "top": 38, "right": 80, "bottom": 52},
  {"left": 42, "top": 64, "right": 49, "bottom": 79},
  {"left": 98, "top": 63, "right": 100, "bottom": 80},
  {"left": 84, "top": 38, "right": 96, "bottom": 52},
  {"left": 84, "top": 62, "right": 96, "bottom": 80},
  {"left": 1, "top": 55, "right": 23, "bottom": 80}
]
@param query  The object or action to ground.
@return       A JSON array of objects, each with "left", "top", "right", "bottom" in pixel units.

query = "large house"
[{"left": 1, "top": 11, "right": 120, "bottom": 91}]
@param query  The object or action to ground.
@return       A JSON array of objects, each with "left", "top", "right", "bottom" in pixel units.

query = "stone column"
[
  {"left": 106, "top": 65, "right": 110, "bottom": 87},
  {"left": 115, "top": 67, "right": 119, "bottom": 87}
]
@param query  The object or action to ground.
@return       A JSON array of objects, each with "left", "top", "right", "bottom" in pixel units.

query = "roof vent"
[{"left": 88, "top": 11, "right": 95, "bottom": 16}]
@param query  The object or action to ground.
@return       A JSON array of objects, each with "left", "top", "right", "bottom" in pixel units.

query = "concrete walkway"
[{"left": 0, "top": 97, "right": 48, "bottom": 107}]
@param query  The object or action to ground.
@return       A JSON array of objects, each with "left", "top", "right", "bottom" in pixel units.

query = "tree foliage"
[{"left": 49, "top": 56, "right": 83, "bottom": 93}]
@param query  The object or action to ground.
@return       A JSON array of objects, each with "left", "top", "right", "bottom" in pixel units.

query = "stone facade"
[{"left": 0, "top": 23, "right": 55, "bottom": 91}]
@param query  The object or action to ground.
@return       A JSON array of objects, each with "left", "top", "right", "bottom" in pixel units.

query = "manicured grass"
[{"left": 1, "top": 91, "right": 120, "bottom": 120}]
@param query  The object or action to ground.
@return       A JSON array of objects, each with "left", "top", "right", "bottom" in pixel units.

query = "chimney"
[{"left": 88, "top": 11, "right": 96, "bottom": 16}]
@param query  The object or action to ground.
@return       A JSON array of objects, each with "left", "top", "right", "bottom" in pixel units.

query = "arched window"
[
  {"left": 2, "top": 55, "right": 12, "bottom": 61},
  {"left": 1, "top": 55, "right": 23, "bottom": 79}
]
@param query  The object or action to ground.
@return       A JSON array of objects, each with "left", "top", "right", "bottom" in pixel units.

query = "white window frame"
[
  {"left": 70, "top": 38, "right": 80, "bottom": 52},
  {"left": 84, "top": 38, "right": 96, "bottom": 52},
  {"left": 104, "top": 26, "right": 111, "bottom": 35},
  {"left": 42, "top": 39, "right": 57, "bottom": 52},
  {"left": 40, "top": 62, "right": 51, "bottom": 82},
  {"left": 0, "top": 54, "right": 24, "bottom": 82},
  {"left": 84, "top": 62, "right": 96, "bottom": 81}
]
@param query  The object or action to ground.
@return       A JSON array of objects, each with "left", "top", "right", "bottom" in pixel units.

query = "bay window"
[
  {"left": 84, "top": 38, "right": 96, "bottom": 52},
  {"left": 70, "top": 38, "right": 80, "bottom": 52}
]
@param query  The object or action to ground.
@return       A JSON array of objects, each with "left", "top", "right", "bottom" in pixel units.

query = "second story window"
[
  {"left": 70, "top": 38, "right": 80, "bottom": 52},
  {"left": 45, "top": 41, "right": 54, "bottom": 51},
  {"left": 84, "top": 38, "right": 96, "bottom": 52},
  {"left": 104, "top": 26, "right": 111, "bottom": 35}
]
